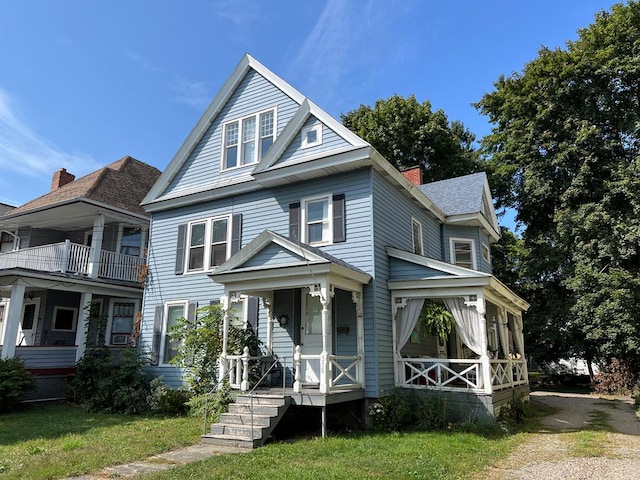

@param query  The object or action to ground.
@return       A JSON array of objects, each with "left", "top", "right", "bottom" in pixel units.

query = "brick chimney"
[
  {"left": 51, "top": 168, "right": 75, "bottom": 191},
  {"left": 401, "top": 166, "right": 422, "bottom": 186}
]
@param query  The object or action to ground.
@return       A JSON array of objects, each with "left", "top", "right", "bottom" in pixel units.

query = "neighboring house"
[
  {"left": 140, "top": 54, "right": 528, "bottom": 447},
  {"left": 0, "top": 156, "right": 161, "bottom": 400}
]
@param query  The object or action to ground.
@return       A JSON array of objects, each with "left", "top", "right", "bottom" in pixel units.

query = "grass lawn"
[{"left": 0, "top": 402, "right": 201, "bottom": 480}]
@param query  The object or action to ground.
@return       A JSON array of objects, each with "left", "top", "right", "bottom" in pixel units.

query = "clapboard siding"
[
  {"left": 276, "top": 116, "right": 353, "bottom": 165},
  {"left": 163, "top": 70, "right": 300, "bottom": 196},
  {"left": 15, "top": 346, "right": 76, "bottom": 368},
  {"left": 242, "top": 243, "right": 305, "bottom": 268}
]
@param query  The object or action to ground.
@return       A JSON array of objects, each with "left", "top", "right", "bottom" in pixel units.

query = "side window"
[
  {"left": 411, "top": 218, "right": 423, "bottom": 255},
  {"left": 482, "top": 243, "right": 491, "bottom": 264},
  {"left": 162, "top": 302, "right": 187, "bottom": 365},
  {"left": 450, "top": 238, "right": 476, "bottom": 270},
  {"left": 182, "top": 214, "right": 238, "bottom": 274}
]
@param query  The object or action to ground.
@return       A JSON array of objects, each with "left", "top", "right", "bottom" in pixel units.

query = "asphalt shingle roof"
[
  {"left": 419, "top": 172, "right": 487, "bottom": 216},
  {"left": 7, "top": 156, "right": 161, "bottom": 217}
]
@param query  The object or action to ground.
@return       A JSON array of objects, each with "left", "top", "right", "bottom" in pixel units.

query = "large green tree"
[
  {"left": 476, "top": 1, "right": 640, "bottom": 370},
  {"left": 342, "top": 94, "right": 480, "bottom": 182}
]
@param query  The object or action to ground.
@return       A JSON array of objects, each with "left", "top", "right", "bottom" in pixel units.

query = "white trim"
[
  {"left": 116, "top": 224, "right": 145, "bottom": 257},
  {"left": 161, "top": 300, "right": 189, "bottom": 365},
  {"left": 185, "top": 214, "right": 233, "bottom": 274},
  {"left": 482, "top": 242, "right": 491, "bottom": 264},
  {"left": 449, "top": 237, "right": 477, "bottom": 270},
  {"left": 301, "top": 123, "right": 323, "bottom": 149},
  {"left": 301, "top": 194, "right": 333, "bottom": 246},
  {"left": 18, "top": 298, "right": 41, "bottom": 346},
  {"left": 411, "top": 217, "right": 423, "bottom": 255},
  {"left": 51, "top": 306, "right": 78, "bottom": 332}
]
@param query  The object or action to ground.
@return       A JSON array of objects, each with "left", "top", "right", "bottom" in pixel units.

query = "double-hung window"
[
  {"left": 187, "top": 216, "right": 232, "bottom": 272},
  {"left": 450, "top": 238, "right": 476, "bottom": 270},
  {"left": 303, "top": 196, "right": 331, "bottom": 245},
  {"left": 109, "top": 301, "right": 137, "bottom": 345},
  {"left": 162, "top": 301, "right": 187, "bottom": 365},
  {"left": 119, "top": 226, "right": 142, "bottom": 257},
  {"left": 223, "top": 109, "right": 275, "bottom": 170}
]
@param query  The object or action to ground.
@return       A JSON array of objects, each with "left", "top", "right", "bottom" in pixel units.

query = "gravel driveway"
[{"left": 480, "top": 391, "right": 640, "bottom": 480}]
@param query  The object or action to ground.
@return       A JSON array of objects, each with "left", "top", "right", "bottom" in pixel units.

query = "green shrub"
[
  {"left": 369, "top": 389, "right": 448, "bottom": 432},
  {"left": 186, "top": 381, "right": 234, "bottom": 425},
  {"left": 69, "top": 347, "right": 152, "bottom": 413},
  {"left": 0, "top": 357, "right": 35, "bottom": 412},
  {"left": 147, "top": 378, "right": 191, "bottom": 416},
  {"left": 497, "top": 394, "right": 529, "bottom": 425}
]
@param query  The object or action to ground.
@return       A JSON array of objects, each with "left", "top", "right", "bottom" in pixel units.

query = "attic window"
[
  {"left": 301, "top": 123, "right": 322, "bottom": 149},
  {"left": 223, "top": 108, "right": 276, "bottom": 170}
]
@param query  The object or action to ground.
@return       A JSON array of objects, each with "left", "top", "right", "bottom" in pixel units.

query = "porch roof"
[
  {"left": 386, "top": 247, "right": 529, "bottom": 312},
  {"left": 210, "top": 230, "right": 371, "bottom": 293}
]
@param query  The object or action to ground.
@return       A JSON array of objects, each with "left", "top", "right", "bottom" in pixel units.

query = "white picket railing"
[{"left": 0, "top": 241, "right": 144, "bottom": 283}]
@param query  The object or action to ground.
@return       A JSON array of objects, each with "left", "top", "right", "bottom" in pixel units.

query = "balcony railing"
[{"left": 0, "top": 241, "right": 144, "bottom": 283}]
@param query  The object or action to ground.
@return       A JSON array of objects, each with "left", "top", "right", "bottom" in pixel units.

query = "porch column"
[
  {"left": 476, "top": 296, "right": 493, "bottom": 395},
  {"left": 1, "top": 283, "right": 25, "bottom": 358},
  {"left": 218, "top": 294, "right": 230, "bottom": 385},
  {"left": 75, "top": 292, "right": 93, "bottom": 361},
  {"left": 88, "top": 214, "right": 105, "bottom": 278},
  {"left": 352, "top": 291, "right": 365, "bottom": 388},
  {"left": 262, "top": 296, "right": 274, "bottom": 355},
  {"left": 318, "top": 286, "right": 331, "bottom": 394}
]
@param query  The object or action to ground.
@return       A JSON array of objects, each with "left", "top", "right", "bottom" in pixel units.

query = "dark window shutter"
[
  {"left": 175, "top": 224, "right": 187, "bottom": 274},
  {"left": 332, "top": 194, "right": 346, "bottom": 243},
  {"left": 231, "top": 213, "right": 243, "bottom": 255},
  {"left": 151, "top": 305, "right": 163, "bottom": 366},
  {"left": 289, "top": 202, "right": 300, "bottom": 241},
  {"left": 187, "top": 301, "right": 198, "bottom": 323},
  {"left": 247, "top": 296, "right": 259, "bottom": 333}
]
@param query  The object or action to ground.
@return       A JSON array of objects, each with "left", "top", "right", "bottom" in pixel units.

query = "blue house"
[{"left": 140, "top": 54, "right": 529, "bottom": 447}]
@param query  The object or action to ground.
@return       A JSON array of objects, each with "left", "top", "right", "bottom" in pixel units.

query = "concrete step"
[
  {"left": 210, "top": 423, "right": 264, "bottom": 439},
  {"left": 228, "top": 403, "right": 281, "bottom": 416},
  {"left": 219, "top": 412, "right": 272, "bottom": 426},
  {"left": 201, "top": 434, "right": 257, "bottom": 449},
  {"left": 234, "top": 395, "right": 287, "bottom": 406}
]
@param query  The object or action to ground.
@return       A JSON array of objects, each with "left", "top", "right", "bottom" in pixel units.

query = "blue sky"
[{"left": 0, "top": 0, "right": 620, "bottom": 228}]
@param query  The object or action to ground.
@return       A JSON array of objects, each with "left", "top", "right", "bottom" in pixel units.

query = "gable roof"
[
  {"left": 419, "top": 172, "right": 500, "bottom": 241},
  {"left": 2, "top": 156, "right": 161, "bottom": 219}
]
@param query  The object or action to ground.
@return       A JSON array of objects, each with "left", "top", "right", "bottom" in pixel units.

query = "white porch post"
[
  {"left": 218, "top": 293, "right": 230, "bottom": 386},
  {"left": 352, "top": 290, "right": 365, "bottom": 388},
  {"left": 318, "top": 285, "right": 331, "bottom": 394},
  {"left": 475, "top": 296, "right": 493, "bottom": 395},
  {"left": 75, "top": 292, "right": 92, "bottom": 361},
  {"left": 262, "top": 296, "right": 274, "bottom": 355},
  {"left": 88, "top": 214, "right": 105, "bottom": 278},
  {"left": 1, "top": 283, "right": 25, "bottom": 358}
]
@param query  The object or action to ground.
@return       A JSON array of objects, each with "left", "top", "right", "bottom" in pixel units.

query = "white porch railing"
[
  {"left": 0, "top": 241, "right": 144, "bottom": 283},
  {"left": 329, "top": 355, "right": 362, "bottom": 389},
  {"left": 398, "top": 357, "right": 528, "bottom": 394}
]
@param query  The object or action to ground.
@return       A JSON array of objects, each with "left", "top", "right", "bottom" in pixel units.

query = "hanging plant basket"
[{"left": 418, "top": 303, "right": 455, "bottom": 340}]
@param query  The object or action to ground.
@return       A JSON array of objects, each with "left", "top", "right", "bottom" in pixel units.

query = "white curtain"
[
  {"left": 396, "top": 298, "right": 425, "bottom": 352},
  {"left": 443, "top": 297, "right": 486, "bottom": 357},
  {"left": 498, "top": 310, "right": 510, "bottom": 358},
  {"left": 512, "top": 314, "right": 525, "bottom": 358}
]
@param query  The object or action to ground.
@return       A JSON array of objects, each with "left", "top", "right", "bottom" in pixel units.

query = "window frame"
[
  {"left": 301, "top": 194, "right": 333, "bottom": 246},
  {"left": 185, "top": 215, "right": 233, "bottom": 273},
  {"left": 301, "top": 123, "right": 323, "bottom": 149},
  {"left": 482, "top": 242, "right": 491, "bottom": 264},
  {"left": 449, "top": 237, "right": 477, "bottom": 270},
  {"left": 0, "top": 231, "right": 16, "bottom": 253},
  {"left": 411, "top": 218, "right": 424, "bottom": 255},
  {"left": 116, "top": 224, "right": 145, "bottom": 257},
  {"left": 51, "top": 306, "right": 78, "bottom": 332},
  {"left": 222, "top": 108, "right": 276, "bottom": 171},
  {"left": 105, "top": 298, "right": 140, "bottom": 346},
  {"left": 161, "top": 300, "right": 188, "bottom": 365}
]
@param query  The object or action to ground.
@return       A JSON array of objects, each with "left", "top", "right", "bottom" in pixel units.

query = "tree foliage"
[
  {"left": 477, "top": 1, "right": 640, "bottom": 370},
  {"left": 342, "top": 94, "right": 480, "bottom": 182}
]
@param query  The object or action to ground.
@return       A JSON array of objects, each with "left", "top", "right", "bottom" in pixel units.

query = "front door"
[
  {"left": 19, "top": 300, "right": 40, "bottom": 345},
  {"left": 300, "top": 293, "right": 330, "bottom": 384}
]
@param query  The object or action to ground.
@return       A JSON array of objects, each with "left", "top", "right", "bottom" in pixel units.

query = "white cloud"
[
  {"left": 171, "top": 78, "right": 211, "bottom": 109},
  {"left": 124, "top": 49, "right": 164, "bottom": 73},
  {"left": 210, "top": 0, "right": 260, "bottom": 26},
  {"left": 0, "top": 88, "right": 98, "bottom": 181}
]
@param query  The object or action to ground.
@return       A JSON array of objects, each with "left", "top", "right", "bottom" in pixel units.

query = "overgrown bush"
[
  {"left": 592, "top": 358, "right": 639, "bottom": 395},
  {"left": 369, "top": 389, "right": 448, "bottom": 432},
  {"left": 147, "top": 378, "right": 191, "bottom": 416},
  {"left": 69, "top": 347, "right": 152, "bottom": 414},
  {"left": 0, "top": 357, "right": 35, "bottom": 412},
  {"left": 497, "top": 394, "right": 529, "bottom": 425},
  {"left": 186, "top": 381, "right": 234, "bottom": 425}
]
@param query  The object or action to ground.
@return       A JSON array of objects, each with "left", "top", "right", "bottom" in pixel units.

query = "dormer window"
[
  {"left": 223, "top": 109, "right": 275, "bottom": 170},
  {"left": 301, "top": 123, "right": 322, "bottom": 149}
]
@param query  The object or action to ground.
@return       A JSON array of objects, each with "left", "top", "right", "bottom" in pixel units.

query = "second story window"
[
  {"left": 187, "top": 216, "right": 232, "bottom": 272},
  {"left": 411, "top": 218, "right": 423, "bottom": 255},
  {"left": 450, "top": 238, "right": 476, "bottom": 270},
  {"left": 223, "top": 109, "right": 275, "bottom": 170},
  {"left": 119, "top": 226, "right": 142, "bottom": 256},
  {"left": 0, "top": 232, "right": 15, "bottom": 253},
  {"left": 303, "top": 196, "right": 331, "bottom": 244}
]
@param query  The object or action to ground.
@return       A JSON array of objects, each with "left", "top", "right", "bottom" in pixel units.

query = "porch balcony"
[
  {"left": 0, "top": 240, "right": 145, "bottom": 283},
  {"left": 397, "top": 356, "right": 528, "bottom": 394}
]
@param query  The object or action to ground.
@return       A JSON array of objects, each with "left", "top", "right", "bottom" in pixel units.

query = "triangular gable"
[
  {"left": 387, "top": 247, "right": 491, "bottom": 280},
  {"left": 252, "top": 99, "right": 367, "bottom": 175},
  {"left": 142, "top": 54, "right": 306, "bottom": 206}
]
